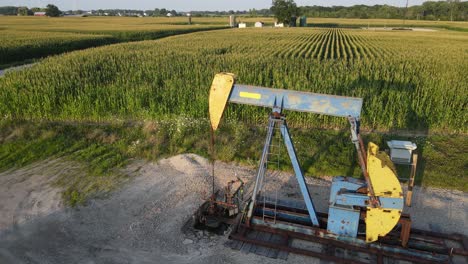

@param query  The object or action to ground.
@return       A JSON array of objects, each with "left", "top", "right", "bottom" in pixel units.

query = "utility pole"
[
  {"left": 403, "top": 0, "right": 409, "bottom": 26},
  {"left": 447, "top": 0, "right": 459, "bottom": 22}
]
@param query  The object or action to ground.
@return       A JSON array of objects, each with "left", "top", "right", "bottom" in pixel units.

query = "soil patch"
[{"left": 0, "top": 154, "right": 465, "bottom": 263}]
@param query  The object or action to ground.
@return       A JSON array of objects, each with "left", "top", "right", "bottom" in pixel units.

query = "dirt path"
[
  {"left": 0, "top": 154, "right": 466, "bottom": 263},
  {"left": 0, "top": 63, "right": 36, "bottom": 78},
  {"left": 362, "top": 27, "right": 438, "bottom": 32}
]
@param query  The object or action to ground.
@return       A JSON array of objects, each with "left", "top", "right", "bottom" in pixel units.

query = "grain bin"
[
  {"left": 290, "top": 16, "right": 297, "bottom": 27},
  {"left": 299, "top": 16, "right": 307, "bottom": 27},
  {"left": 187, "top": 13, "right": 192, "bottom": 25},
  {"left": 254, "top": 22, "right": 264, "bottom": 28},
  {"left": 229, "top": 15, "right": 237, "bottom": 27}
]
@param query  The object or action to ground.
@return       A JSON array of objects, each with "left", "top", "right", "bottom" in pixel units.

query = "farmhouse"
[{"left": 34, "top": 12, "right": 46, "bottom": 16}]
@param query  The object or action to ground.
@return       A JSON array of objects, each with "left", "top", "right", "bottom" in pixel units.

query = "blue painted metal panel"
[
  {"left": 335, "top": 193, "right": 369, "bottom": 207},
  {"left": 229, "top": 85, "right": 363, "bottom": 118},
  {"left": 279, "top": 122, "right": 320, "bottom": 226},
  {"left": 328, "top": 177, "right": 363, "bottom": 237},
  {"left": 329, "top": 177, "right": 365, "bottom": 205},
  {"left": 332, "top": 195, "right": 403, "bottom": 212},
  {"left": 379, "top": 197, "right": 404, "bottom": 210},
  {"left": 327, "top": 206, "right": 360, "bottom": 237},
  {"left": 329, "top": 177, "right": 403, "bottom": 210}
]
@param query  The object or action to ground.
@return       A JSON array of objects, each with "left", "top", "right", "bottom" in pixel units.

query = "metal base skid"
[{"left": 228, "top": 198, "right": 468, "bottom": 264}]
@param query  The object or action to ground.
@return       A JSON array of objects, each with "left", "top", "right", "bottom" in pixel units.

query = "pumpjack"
[{"left": 196, "top": 73, "right": 467, "bottom": 263}]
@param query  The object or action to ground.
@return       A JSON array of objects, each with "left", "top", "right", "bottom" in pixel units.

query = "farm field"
[
  {"left": 0, "top": 30, "right": 115, "bottom": 68},
  {"left": 2, "top": 16, "right": 467, "bottom": 68},
  {"left": 0, "top": 22, "right": 467, "bottom": 202},
  {"left": 2, "top": 16, "right": 466, "bottom": 32},
  {"left": 0, "top": 16, "right": 227, "bottom": 35},
  {"left": 1, "top": 28, "right": 466, "bottom": 131},
  {"left": 306, "top": 17, "right": 468, "bottom": 31},
  {"left": 0, "top": 16, "right": 226, "bottom": 67}
]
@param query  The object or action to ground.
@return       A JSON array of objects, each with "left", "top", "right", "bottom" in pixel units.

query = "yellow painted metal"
[
  {"left": 367, "top": 143, "right": 401, "bottom": 198},
  {"left": 209, "top": 73, "right": 236, "bottom": 131},
  {"left": 365, "top": 142, "right": 403, "bottom": 243},
  {"left": 366, "top": 208, "right": 402, "bottom": 242},
  {"left": 239, "top": 91, "right": 262, "bottom": 100}
]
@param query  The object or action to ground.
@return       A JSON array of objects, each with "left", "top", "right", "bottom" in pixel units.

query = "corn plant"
[{"left": 0, "top": 28, "right": 466, "bottom": 132}]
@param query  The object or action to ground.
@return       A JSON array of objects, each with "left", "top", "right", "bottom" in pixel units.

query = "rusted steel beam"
[
  {"left": 406, "top": 234, "right": 445, "bottom": 246},
  {"left": 399, "top": 216, "right": 411, "bottom": 247},
  {"left": 254, "top": 212, "right": 452, "bottom": 255},
  {"left": 230, "top": 232, "right": 367, "bottom": 264},
  {"left": 463, "top": 236, "right": 468, "bottom": 251},
  {"left": 242, "top": 202, "right": 466, "bottom": 261},
  {"left": 238, "top": 221, "right": 450, "bottom": 264},
  {"left": 452, "top": 248, "right": 468, "bottom": 257},
  {"left": 376, "top": 253, "right": 384, "bottom": 264},
  {"left": 406, "top": 153, "right": 418, "bottom": 207},
  {"left": 410, "top": 228, "right": 463, "bottom": 241}
]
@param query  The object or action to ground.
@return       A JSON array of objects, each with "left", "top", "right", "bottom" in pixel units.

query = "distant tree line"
[
  {"left": 300, "top": 1, "right": 467, "bottom": 21},
  {"left": 0, "top": 1, "right": 466, "bottom": 21},
  {"left": 1, "top": 4, "right": 61, "bottom": 17},
  {"left": 87, "top": 8, "right": 182, "bottom": 17}
]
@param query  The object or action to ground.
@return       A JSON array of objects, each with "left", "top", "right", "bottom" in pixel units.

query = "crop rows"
[
  {"left": 274, "top": 28, "right": 393, "bottom": 60},
  {"left": 0, "top": 30, "right": 116, "bottom": 66},
  {"left": 0, "top": 16, "right": 225, "bottom": 66},
  {"left": 0, "top": 28, "right": 466, "bottom": 132}
]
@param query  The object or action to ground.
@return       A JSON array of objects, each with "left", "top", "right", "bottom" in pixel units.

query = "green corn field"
[
  {"left": 0, "top": 27, "right": 467, "bottom": 133},
  {"left": 0, "top": 16, "right": 225, "bottom": 67},
  {"left": 0, "top": 30, "right": 116, "bottom": 66}
]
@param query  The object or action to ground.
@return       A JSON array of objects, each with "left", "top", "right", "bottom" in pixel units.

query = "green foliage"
[
  {"left": 300, "top": 2, "right": 468, "bottom": 21},
  {"left": 0, "top": 6, "right": 18, "bottom": 15},
  {"left": 416, "top": 135, "right": 468, "bottom": 190},
  {"left": 65, "top": 190, "right": 85, "bottom": 207},
  {"left": 0, "top": 121, "right": 132, "bottom": 206},
  {"left": 0, "top": 31, "right": 117, "bottom": 67},
  {"left": 0, "top": 118, "right": 466, "bottom": 208},
  {"left": 0, "top": 24, "right": 466, "bottom": 205},
  {"left": 0, "top": 16, "right": 226, "bottom": 66},
  {"left": 17, "top": 7, "right": 29, "bottom": 16},
  {"left": 45, "top": 4, "right": 61, "bottom": 17},
  {"left": 271, "top": 0, "right": 300, "bottom": 25},
  {"left": 30, "top": 7, "right": 44, "bottom": 13},
  {"left": 0, "top": 28, "right": 466, "bottom": 132}
]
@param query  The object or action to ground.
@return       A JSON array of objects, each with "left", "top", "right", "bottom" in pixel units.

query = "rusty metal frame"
[{"left": 229, "top": 203, "right": 468, "bottom": 264}]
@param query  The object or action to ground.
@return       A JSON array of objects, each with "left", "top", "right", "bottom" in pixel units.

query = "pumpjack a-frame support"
[
  {"left": 208, "top": 73, "right": 364, "bottom": 227},
  {"left": 245, "top": 101, "right": 320, "bottom": 226}
]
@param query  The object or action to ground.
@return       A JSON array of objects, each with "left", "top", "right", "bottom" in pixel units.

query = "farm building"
[
  {"left": 255, "top": 22, "right": 264, "bottom": 28},
  {"left": 34, "top": 12, "right": 46, "bottom": 16},
  {"left": 274, "top": 22, "right": 284, "bottom": 27}
]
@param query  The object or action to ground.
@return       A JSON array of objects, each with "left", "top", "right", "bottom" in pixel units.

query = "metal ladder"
[{"left": 261, "top": 120, "right": 283, "bottom": 224}]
